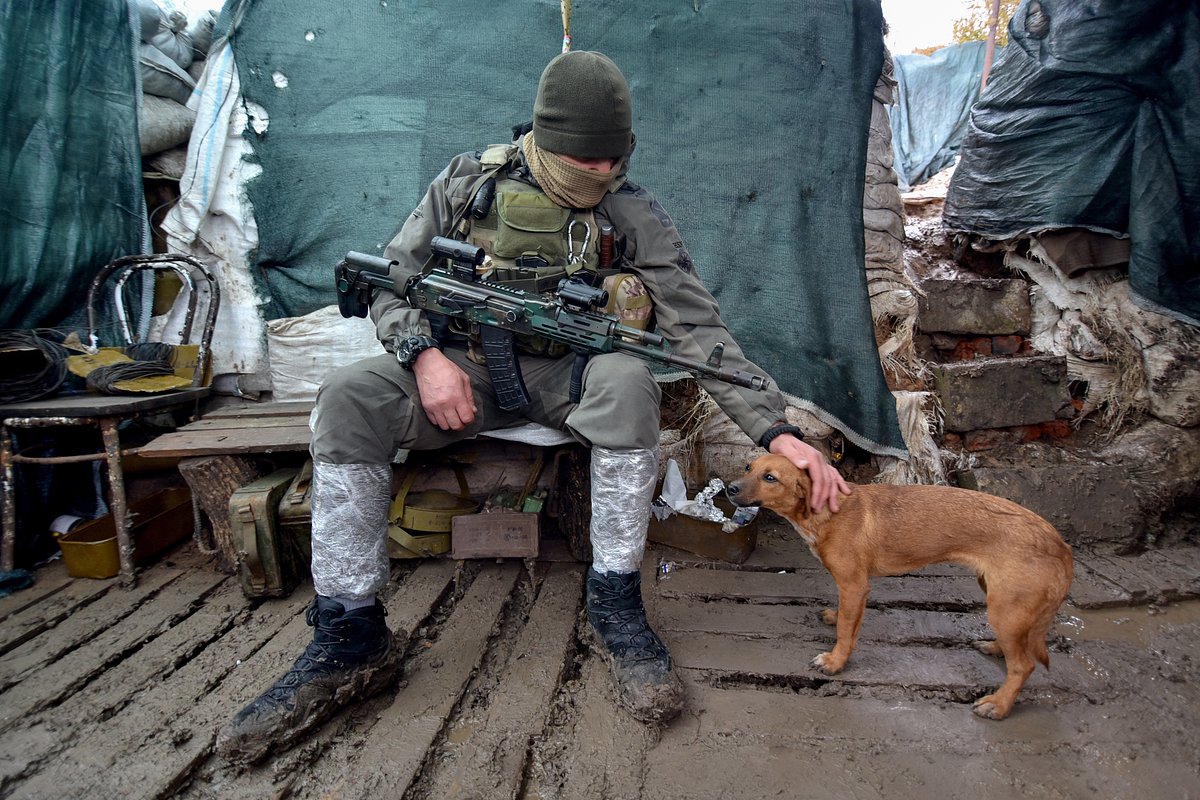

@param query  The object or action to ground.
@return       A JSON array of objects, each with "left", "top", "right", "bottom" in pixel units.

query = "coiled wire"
[
  {"left": 84, "top": 342, "right": 177, "bottom": 395},
  {"left": 0, "top": 330, "right": 70, "bottom": 403}
]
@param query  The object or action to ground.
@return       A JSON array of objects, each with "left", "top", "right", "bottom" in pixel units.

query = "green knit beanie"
[{"left": 533, "top": 51, "right": 633, "bottom": 158}]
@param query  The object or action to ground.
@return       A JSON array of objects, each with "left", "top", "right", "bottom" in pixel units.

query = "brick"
[
  {"left": 932, "top": 355, "right": 1072, "bottom": 432},
  {"left": 964, "top": 429, "right": 1018, "bottom": 451},
  {"left": 1042, "top": 419, "right": 1072, "bottom": 438},
  {"left": 991, "top": 335, "right": 1023, "bottom": 355},
  {"left": 916, "top": 277, "right": 1031, "bottom": 335},
  {"left": 952, "top": 463, "right": 1147, "bottom": 551}
]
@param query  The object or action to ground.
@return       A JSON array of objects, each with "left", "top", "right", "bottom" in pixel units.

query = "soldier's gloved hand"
[
  {"left": 412, "top": 349, "right": 477, "bottom": 430},
  {"left": 769, "top": 433, "right": 851, "bottom": 513}
]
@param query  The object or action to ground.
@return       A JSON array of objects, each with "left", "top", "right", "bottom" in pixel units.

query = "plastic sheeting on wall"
[
  {"left": 887, "top": 42, "right": 986, "bottom": 190},
  {"left": 945, "top": 0, "right": 1200, "bottom": 326}
]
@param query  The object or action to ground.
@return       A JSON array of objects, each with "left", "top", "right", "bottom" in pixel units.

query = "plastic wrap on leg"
[
  {"left": 310, "top": 462, "right": 391, "bottom": 600},
  {"left": 590, "top": 446, "right": 659, "bottom": 574}
]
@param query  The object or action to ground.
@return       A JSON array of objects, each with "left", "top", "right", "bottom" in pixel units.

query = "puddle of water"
[
  {"left": 1056, "top": 599, "right": 1200, "bottom": 647},
  {"left": 446, "top": 721, "right": 474, "bottom": 745}
]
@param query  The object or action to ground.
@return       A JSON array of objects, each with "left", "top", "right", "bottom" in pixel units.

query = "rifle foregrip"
[
  {"left": 479, "top": 326, "right": 531, "bottom": 411},
  {"left": 569, "top": 351, "right": 589, "bottom": 404}
]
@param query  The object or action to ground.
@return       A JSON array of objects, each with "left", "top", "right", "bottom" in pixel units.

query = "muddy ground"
[{"left": 0, "top": 517, "right": 1197, "bottom": 800}]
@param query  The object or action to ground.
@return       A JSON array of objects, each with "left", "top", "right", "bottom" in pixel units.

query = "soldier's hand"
[
  {"left": 412, "top": 349, "right": 477, "bottom": 430},
  {"left": 768, "top": 433, "right": 851, "bottom": 513}
]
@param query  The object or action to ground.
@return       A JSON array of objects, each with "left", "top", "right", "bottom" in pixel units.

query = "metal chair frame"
[{"left": 1, "top": 254, "right": 220, "bottom": 584}]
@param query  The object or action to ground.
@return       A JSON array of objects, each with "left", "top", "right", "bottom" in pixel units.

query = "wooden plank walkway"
[{"left": 0, "top": 527, "right": 1196, "bottom": 799}]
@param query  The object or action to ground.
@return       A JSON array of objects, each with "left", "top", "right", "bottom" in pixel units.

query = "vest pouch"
[
  {"left": 493, "top": 187, "right": 571, "bottom": 263},
  {"left": 602, "top": 273, "right": 654, "bottom": 331}
]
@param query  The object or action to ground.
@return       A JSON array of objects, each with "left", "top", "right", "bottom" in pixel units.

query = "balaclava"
[{"left": 525, "top": 51, "right": 632, "bottom": 208}]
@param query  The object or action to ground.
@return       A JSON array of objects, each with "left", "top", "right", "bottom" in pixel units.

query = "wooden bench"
[
  {"left": 138, "top": 401, "right": 592, "bottom": 568},
  {"left": 136, "top": 400, "right": 317, "bottom": 458}
]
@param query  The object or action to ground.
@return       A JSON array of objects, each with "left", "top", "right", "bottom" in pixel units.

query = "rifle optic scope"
[{"left": 557, "top": 277, "right": 608, "bottom": 311}]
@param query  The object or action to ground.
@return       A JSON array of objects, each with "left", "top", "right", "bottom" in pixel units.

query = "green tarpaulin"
[
  {"left": 220, "top": 0, "right": 905, "bottom": 455},
  {"left": 0, "top": 0, "right": 148, "bottom": 331}
]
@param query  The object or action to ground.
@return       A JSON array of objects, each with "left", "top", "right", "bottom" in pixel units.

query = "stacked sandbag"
[{"left": 133, "top": 0, "right": 216, "bottom": 158}]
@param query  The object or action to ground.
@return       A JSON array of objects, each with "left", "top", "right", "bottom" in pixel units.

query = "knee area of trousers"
[
  {"left": 316, "top": 363, "right": 380, "bottom": 410},
  {"left": 587, "top": 355, "right": 660, "bottom": 400}
]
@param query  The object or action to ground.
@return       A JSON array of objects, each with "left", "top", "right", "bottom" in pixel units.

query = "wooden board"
[
  {"left": 136, "top": 425, "right": 313, "bottom": 457},
  {"left": 202, "top": 402, "right": 314, "bottom": 419},
  {"left": 137, "top": 402, "right": 313, "bottom": 458},
  {"left": 422, "top": 563, "right": 585, "bottom": 799}
]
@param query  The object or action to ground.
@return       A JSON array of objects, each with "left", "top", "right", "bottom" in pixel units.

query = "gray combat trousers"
[{"left": 309, "top": 346, "right": 662, "bottom": 599}]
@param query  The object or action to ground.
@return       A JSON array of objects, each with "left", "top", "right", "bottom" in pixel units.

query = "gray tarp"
[
  {"left": 944, "top": 0, "right": 1200, "bottom": 325},
  {"left": 0, "top": 0, "right": 148, "bottom": 331},
  {"left": 888, "top": 41, "right": 986, "bottom": 190},
  {"left": 218, "top": 0, "right": 905, "bottom": 455}
]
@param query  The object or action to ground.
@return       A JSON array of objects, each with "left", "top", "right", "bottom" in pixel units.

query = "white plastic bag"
[{"left": 266, "top": 305, "right": 384, "bottom": 402}]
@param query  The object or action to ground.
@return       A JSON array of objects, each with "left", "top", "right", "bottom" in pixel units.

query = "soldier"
[{"left": 218, "top": 50, "right": 849, "bottom": 762}]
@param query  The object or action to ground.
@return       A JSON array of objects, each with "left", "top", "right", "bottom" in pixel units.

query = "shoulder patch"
[{"left": 480, "top": 143, "right": 518, "bottom": 168}]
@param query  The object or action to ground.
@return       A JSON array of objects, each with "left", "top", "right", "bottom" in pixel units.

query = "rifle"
[{"left": 335, "top": 236, "right": 769, "bottom": 411}]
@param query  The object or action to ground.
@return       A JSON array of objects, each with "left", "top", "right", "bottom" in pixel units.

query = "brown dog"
[{"left": 726, "top": 454, "right": 1072, "bottom": 720}]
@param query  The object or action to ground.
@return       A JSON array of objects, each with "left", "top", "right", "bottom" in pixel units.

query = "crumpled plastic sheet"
[
  {"left": 589, "top": 446, "right": 659, "bottom": 574},
  {"left": 310, "top": 462, "right": 391, "bottom": 599}
]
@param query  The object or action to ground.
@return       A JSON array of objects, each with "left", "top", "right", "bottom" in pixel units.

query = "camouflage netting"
[{"left": 0, "top": 0, "right": 148, "bottom": 331}]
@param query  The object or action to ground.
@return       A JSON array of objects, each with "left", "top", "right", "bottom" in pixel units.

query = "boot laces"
[
  {"left": 259, "top": 603, "right": 359, "bottom": 704},
  {"left": 591, "top": 578, "right": 667, "bottom": 662},
  {"left": 598, "top": 607, "right": 668, "bottom": 661},
  {"left": 261, "top": 638, "right": 345, "bottom": 704}
]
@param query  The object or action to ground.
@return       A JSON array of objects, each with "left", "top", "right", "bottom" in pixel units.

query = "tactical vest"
[{"left": 450, "top": 144, "right": 652, "bottom": 361}]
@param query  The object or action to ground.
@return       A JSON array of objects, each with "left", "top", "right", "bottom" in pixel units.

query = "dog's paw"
[
  {"left": 820, "top": 608, "right": 838, "bottom": 626},
  {"left": 974, "top": 640, "right": 1004, "bottom": 658},
  {"left": 811, "top": 652, "right": 844, "bottom": 675},
  {"left": 972, "top": 695, "right": 1011, "bottom": 720}
]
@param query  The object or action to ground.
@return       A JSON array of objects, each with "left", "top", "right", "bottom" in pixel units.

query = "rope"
[
  {"left": 125, "top": 342, "right": 176, "bottom": 363},
  {"left": 0, "top": 330, "right": 70, "bottom": 403},
  {"left": 561, "top": 0, "right": 572, "bottom": 52}
]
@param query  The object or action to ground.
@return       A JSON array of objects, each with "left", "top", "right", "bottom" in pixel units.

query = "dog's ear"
[{"left": 795, "top": 468, "right": 813, "bottom": 519}]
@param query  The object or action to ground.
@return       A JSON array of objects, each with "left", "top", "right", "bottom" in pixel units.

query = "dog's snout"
[{"left": 726, "top": 482, "right": 740, "bottom": 497}]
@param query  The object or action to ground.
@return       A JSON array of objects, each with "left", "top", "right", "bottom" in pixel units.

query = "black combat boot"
[
  {"left": 216, "top": 596, "right": 400, "bottom": 763},
  {"left": 586, "top": 567, "right": 685, "bottom": 724}
]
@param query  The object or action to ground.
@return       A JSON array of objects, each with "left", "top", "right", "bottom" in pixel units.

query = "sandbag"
[
  {"left": 139, "top": 93, "right": 195, "bottom": 155},
  {"left": 129, "top": 0, "right": 161, "bottom": 42},
  {"left": 187, "top": 10, "right": 217, "bottom": 60},
  {"left": 266, "top": 305, "right": 383, "bottom": 402},
  {"left": 139, "top": 42, "right": 195, "bottom": 103},
  {"left": 148, "top": 9, "right": 192, "bottom": 69}
]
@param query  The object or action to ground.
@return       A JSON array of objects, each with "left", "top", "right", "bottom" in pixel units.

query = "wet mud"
[{"left": 0, "top": 519, "right": 1197, "bottom": 799}]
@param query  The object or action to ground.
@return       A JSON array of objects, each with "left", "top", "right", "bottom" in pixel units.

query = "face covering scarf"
[{"left": 523, "top": 132, "right": 617, "bottom": 209}]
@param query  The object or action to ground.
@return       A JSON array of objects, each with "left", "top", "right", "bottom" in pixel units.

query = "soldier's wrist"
[
  {"left": 396, "top": 334, "right": 442, "bottom": 370},
  {"left": 759, "top": 423, "right": 804, "bottom": 451}
]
